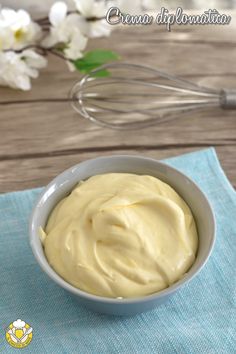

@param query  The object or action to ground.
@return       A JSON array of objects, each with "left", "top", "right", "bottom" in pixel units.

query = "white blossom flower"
[
  {"left": 115, "top": 0, "right": 143, "bottom": 13},
  {"left": 0, "top": 49, "right": 47, "bottom": 90},
  {"left": 0, "top": 8, "right": 42, "bottom": 50},
  {"left": 107, "top": 0, "right": 156, "bottom": 14},
  {"left": 142, "top": 0, "right": 158, "bottom": 10},
  {"left": 42, "top": 2, "right": 87, "bottom": 60},
  {"left": 74, "top": 0, "right": 107, "bottom": 18},
  {"left": 73, "top": 0, "right": 111, "bottom": 38}
]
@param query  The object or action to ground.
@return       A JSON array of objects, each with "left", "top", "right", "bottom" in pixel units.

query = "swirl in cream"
[{"left": 42, "top": 173, "right": 198, "bottom": 298}]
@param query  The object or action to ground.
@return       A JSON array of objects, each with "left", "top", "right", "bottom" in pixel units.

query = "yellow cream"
[{"left": 42, "top": 173, "right": 198, "bottom": 298}]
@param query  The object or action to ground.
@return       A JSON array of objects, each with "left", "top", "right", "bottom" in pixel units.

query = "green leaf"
[
  {"left": 73, "top": 61, "right": 101, "bottom": 72},
  {"left": 82, "top": 49, "right": 120, "bottom": 64},
  {"left": 73, "top": 49, "right": 120, "bottom": 75},
  {"left": 90, "top": 69, "right": 110, "bottom": 78}
]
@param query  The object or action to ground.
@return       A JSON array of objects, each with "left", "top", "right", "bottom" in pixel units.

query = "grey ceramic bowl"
[{"left": 29, "top": 155, "right": 215, "bottom": 316}]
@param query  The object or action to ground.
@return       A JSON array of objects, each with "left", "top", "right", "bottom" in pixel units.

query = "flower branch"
[
  {"left": 0, "top": 0, "right": 150, "bottom": 91},
  {"left": 0, "top": 0, "right": 120, "bottom": 90},
  {"left": 36, "top": 11, "right": 105, "bottom": 25}
]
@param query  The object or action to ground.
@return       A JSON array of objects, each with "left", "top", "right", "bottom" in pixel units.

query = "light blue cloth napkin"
[{"left": 0, "top": 148, "right": 235, "bottom": 354}]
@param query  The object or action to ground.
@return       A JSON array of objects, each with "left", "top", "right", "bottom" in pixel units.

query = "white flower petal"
[
  {"left": 0, "top": 8, "right": 30, "bottom": 30},
  {"left": 0, "top": 50, "right": 46, "bottom": 91},
  {"left": 0, "top": 8, "right": 17, "bottom": 27},
  {"left": 14, "top": 9, "right": 31, "bottom": 29},
  {"left": 21, "top": 49, "right": 47, "bottom": 69},
  {"left": 88, "top": 19, "right": 111, "bottom": 38},
  {"left": 142, "top": 0, "right": 157, "bottom": 9},
  {"left": 42, "top": 13, "right": 84, "bottom": 48},
  {"left": 49, "top": 1, "right": 68, "bottom": 26},
  {"left": 64, "top": 47, "right": 81, "bottom": 60},
  {"left": 15, "top": 74, "right": 31, "bottom": 90},
  {"left": 64, "top": 30, "right": 88, "bottom": 59},
  {"left": 116, "top": 0, "right": 142, "bottom": 13},
  {"left": 66, "top": 61, "right": 76, "bottom": 72},
  {"left": 0, "top": 27, "right": 14, "bottom": 49},
  {"left": 74, "top": 0, "right": 95, "bottom": 17},
  {"left": 65, "top": 13, "right": 84, "bottom": 26},
  {"left": 74, "top": 0, "right": 108, "bottom": 17},
  {"left": 75, "top": 16, "right": 89, "bottom": 35},
  {"left": 24, "top": 66, "right": 39, "bottom": 79},
  {"left": 93, "top": 1, "right": 109, "bottom": 17},
  {"left": 73, "top": 1, "right": 110, "bottom": 37},
  {"left": 41, "top": 33, "right": 57, "bottom": 48},
  {"left": 72, "top": 29, "right": 87, "bottom": 46},
  {"left": 0, "top": 7, "right": 42, "bottom": 49},
  {"left": 66, "top": 14, "right": 89, "bottom": 37}
]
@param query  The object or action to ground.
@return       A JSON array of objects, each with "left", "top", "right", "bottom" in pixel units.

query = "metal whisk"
[{"left": 70, "top": 62, "right": 236, "bottom": 130}]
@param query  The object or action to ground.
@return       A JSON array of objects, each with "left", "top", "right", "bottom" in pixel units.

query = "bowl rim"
[{"left": 29, "top": 155, "right": 216, "bottom": 304}]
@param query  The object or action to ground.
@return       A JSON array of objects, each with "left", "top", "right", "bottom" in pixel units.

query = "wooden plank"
[
  {"left": 0, "top": 21, "right": 235, "bottom": 192},
  {"left": 0, "top": 101, "right": 235, "bottom": 159},
  {"left": 0, "top": 25, "right": 235, "bottom": 158},
  {"left": 1, "top": 20, "right": 236, "bottom": 104},
  {"left": 0, "top": 146, "right": 234, "bottom": 193},
  {"left": 0, "top": 25, "right": 236, "bottom": 101}
]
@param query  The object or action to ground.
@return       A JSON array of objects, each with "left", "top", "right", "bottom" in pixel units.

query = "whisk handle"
[{"left": 220, "top": 89, "right": 236, "bottom": 109}]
